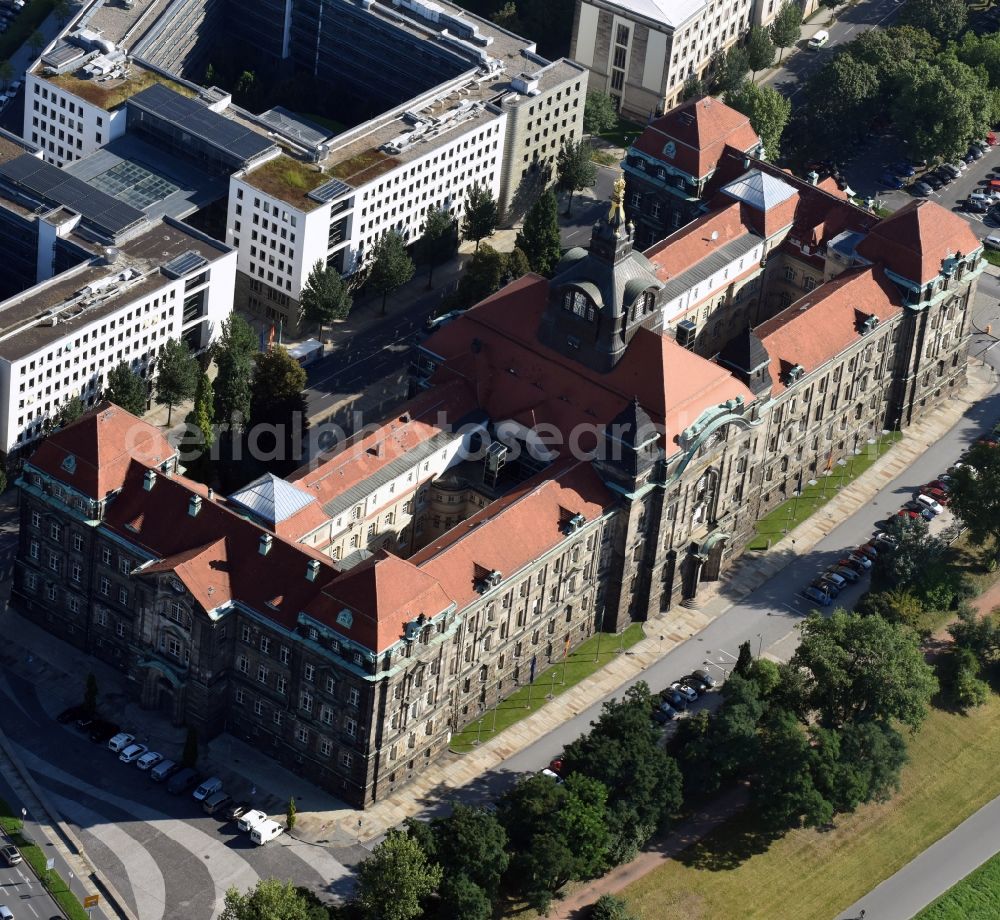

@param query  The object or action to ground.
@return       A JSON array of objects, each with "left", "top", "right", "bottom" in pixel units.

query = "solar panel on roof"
[
  {"left": 128, "top": 84, "right": 276, "bottom": 166},
  {"left": 0, "top": 154, "right": 146, "bottom": 238},
  {"left": 309, "top": 178, "right": 352, "bottom": 203},
  {"left": 163, "top": 250, "right": 209, "bottom": 279}
]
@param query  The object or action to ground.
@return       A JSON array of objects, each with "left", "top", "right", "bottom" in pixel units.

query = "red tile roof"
[
  {"left": 27, "top": 402, "right": 175, "bottom": 500},
  {"left": 854, "top": 200, "right": 981, "bottom": 285},
  {"left": 422, "top": 274, "right": 754, "bottom": 450},
  {"left": 106, "top": 461, "right": 338, "bottom": 622},
  {"left": 756, "top": 266, "right": 905, "bottom": 394},
  {"left": 645, "top": 202, "right": 752, "bottom": 281},
  {"left": 304, "top": 552, "right": 455, "bottom": 653},
  {"left": 413, "top": 461, "right": 610, "bottom": 610},
  {"left": 631, "top": 96, "right": 760, "bottom": 179}
]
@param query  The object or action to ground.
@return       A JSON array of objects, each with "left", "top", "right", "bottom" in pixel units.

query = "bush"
[
  {"left": 591, "top": 893, "right": 638, "bottom": 920},
  {"left": 939, "top": 647, "right": 990, "bottom": 711}
]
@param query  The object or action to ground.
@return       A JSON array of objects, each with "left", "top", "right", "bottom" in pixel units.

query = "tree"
[
  {"left": 561, "top": 683, "right": 683, "bottom": 864},
  {"left": 871, "top": 515, "right": 945, "bottom": 591},
  {"left": 154, "top": 338, "right": 199, "bottom": 425},
  {"left": 725, "top": 80, "right": 790, "bottom": 159},
  {"left": 28, "top": 31, "right": 46, "bottom": 57},
  {"left": 680, "top": 75, "right": 706, "bottom": 102},
  {"left": 356, "top": 828, "right": 442, "bottom": 920},
  {"left": 300, "top": 261, "right": 352, "bottom": 340},
  {"left": 584, "top": 91, "right": 618, "bottom": 135},
  {"left": 414, "top": 208, "right": 456, "bottom": 289},
  {"left": 792, "top": 611, "right": 938, "bottom": 731},
  {"left": 591, "top": 894, "right": 639, "bottom": 920},
  {"left": 249, "top": 347, "right": 308, "bottom": 464},
  {"left": 770, "top": 2, "right": 802, "bottom": 61},
  {"left": 946, "top": 443, "right": 1000, "bottom": 562},
  {"left": 182, "top": 727, "right": 198, "bottom": 768},
  {"left": 734, "top": 640, "right": 754, "bottom": 678},
  {"left": 425, "top": 804, "right": 509, "bottom": 899},
  {"left": 504, "top": 246, "right": 531, "bottom": 282},
  {"left": 556, "top": 139, "right": 597, "bottom": 216},
  {"left": 746, "top": 26, "right": 776, "bottom": 76},
  {"left": 949, "top": 602, "right": 1000, "bottom": 664},
  {"left": 184, "top": 373, "right": 214, "bottom": 454},
  {"left": 857, "top": 588, "right": 927, "bottom": 632},
  {"left": 213, "top": 313, "right": 257, "bottom": 432},
  {"left": 712, "top": 45, "right": 750, "bottom": 96},
  {"left": 53, "top": 396, "right": 85, "bottom": 429},
  {"left": 801, "top": 53, "right": 881, "bottom": 157},
  {"left": 900, "top": 0, "right": 967, "bottom": 42},
  {"left": 84, "top": 673, "right": 98, "bottom": 716},
  {"left": 286, "top": 796, "right": 296, "bottom": 831},
  {"left": 438, "top": 875, "right": 491, "bottom": 920},
  {"left": 221, "top": 879, "right": 315, "bottom": 920},
  {"left": 491, "top": 0, "right": 523, "bottom": 34},
  {"left": 819, "top": 0, "right": 842, "bottom": 9},
  {"left": 0, "top": 60, "right": 13, "bottom": 91},
  {"left": 940, "top": 646, "right": 989, "bottom": 711},
  {"left": 105, "top": 362, "right": 148, "bottom": 417},
  {"left": 368, "top": 230, "right": 415, "bottom": 315},
  {"left": 452, "top": 243, "right": 506, "bottom": 309},
  {"left": 54, "top": 0, "right": 71, "bottom": 23},
  {"left": 461, "top": 182, "right": 499, "bottom": 250},
  {"left": 515, "top": 189, "right": 562, "bottom": 276}
]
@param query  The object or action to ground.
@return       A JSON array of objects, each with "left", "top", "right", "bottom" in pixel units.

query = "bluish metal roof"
[{"left": 227, "top": 473, "right": 316, "bottom": 524}]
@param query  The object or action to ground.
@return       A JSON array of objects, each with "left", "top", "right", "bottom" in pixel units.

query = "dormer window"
[{"left": 562, "top": 288, "right": 595, "bottom": 321}]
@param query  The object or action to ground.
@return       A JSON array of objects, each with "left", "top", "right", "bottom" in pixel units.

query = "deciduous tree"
[
  {"left": 746, "top": 26, "right": 776, "bottom": 76},
  {"left": 213, "top": 314, "right": 257, "bottom": 432},
  {"left": 680, "top": 74, "right": 706, "bottom": 102},
  {"left": 899, "top": 0, "right": 967, "bottom": 42},
  {"left": 557, "top": 139, "right": 597, "bottom": 216},
  {"left": 584, "top": 91, "right": 618, "bottom": 135},
  {"left": 220, "top": 879, "right": 315, "bottom": 920},
  {"left": 461, "top": 182, "right": 499, "bottom": 250},
  {"left": 300, "top": 261, "right": 352, "bottom": 339},
  {"left": 734, "top": 640, "right": 754, "bottom": 677},
  {"left": 515, "top": 189, "right": 562, "bottom": 276},
  {"left": 154, "top": 338, "right": 199, "bottom": 425},
  {"left": 368, "top": 230, "right": 415, "bottom": 314},
  {"left": 356, "top": 829, "right": 442, "bottom": 920},
  {"left": 590, "top": 894, "right": 639, "bottom": 920},
  {"left": 770, "top": 2, "right": 802, "bottom": 61},
  {"left": 105, "top": 362, "right": 148, "bottom": 417},
  {"left": 414, "top": 208, "right": 457, "bottom": 288},
  {"left": 249, "top": 347, "right": 308, "bottom": 463},
  {"left": 946, "top": 442, "right": 1000, "bottom": 562},
  {"left": 725, "top": 80, "right": 790, "bottom": 158},
  {"left": 712, "top": 45, "right": 750, "bottom": 96}
]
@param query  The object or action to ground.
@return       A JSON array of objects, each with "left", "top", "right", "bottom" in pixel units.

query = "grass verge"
[
  {"left": 619, "top": 692, "right": 1000, "bottom": 920},
  {"left": 915, "top": 849, "right": 1000, "bottom": 919},
  {"left": 983, "top": 249, "right": 1000, "bottom": 268},
  {"left": 0, "top": 796, "right": 89, "bottom": 920},
  {"left": 450, "top": 624, "right": 646, "bottom": 754},
  {"left": 593, "top": 115, "right": 645, "bottom": 150},
  {"left": 747, "top": 432, "right": 903, "bottom": 550}
]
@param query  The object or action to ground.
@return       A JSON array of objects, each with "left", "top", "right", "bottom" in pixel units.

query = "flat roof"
[
  {"left": 0, "top": 154, "right": 147, "bottom": 239},
  {"left": 240, "top": 155, "right": 329, "bottom": 213},
  {"left": 46, "top": 61, "right": 197, "bottom": 112},
  {"left": 128, "top": 84, "right": 278, "bottom": 167},
  {"left": 0, "top": 220, "right": 228, "bottom": 362}
]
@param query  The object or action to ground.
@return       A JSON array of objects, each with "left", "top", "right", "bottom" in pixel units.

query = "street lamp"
[
  {"left": 835, "top": 457, "right": 848, "bottom": 490},
  {"left": 756, "top": 632, "right": 763, "bottom": 658}
]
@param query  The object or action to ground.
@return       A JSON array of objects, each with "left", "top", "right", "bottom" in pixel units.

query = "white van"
[
  {"left": 237, "top": 809, "right": 268, "bottom": 833},
  {"left": 108, "top": 732, "right": 135, "bottom": 753},
  {"left": 250, "top": 819, "right": 285, "bottom": 845},
  {"left": 808, "top": 30, "right": 829, "bottom": 50}
]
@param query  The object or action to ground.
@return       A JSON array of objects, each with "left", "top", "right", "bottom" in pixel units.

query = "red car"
[
  {"left": 839, "top": 557, "right": 866, "bottom": 574},
  {"left": 856, "top": 544, "right": 878, "bottom": 560},
  {"left": 897, "top": 509, "right": 921, "bottom": 520},
  {"left": 925, "top": 479, "right": 950, "bottom": 493},
  {"left": 924, "top": 487, "right": 949, "bottom": 505}
]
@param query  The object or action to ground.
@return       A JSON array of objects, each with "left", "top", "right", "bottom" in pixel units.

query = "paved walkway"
[{"left": 835, "top": 794, "right": 1000, "bottom": 920}]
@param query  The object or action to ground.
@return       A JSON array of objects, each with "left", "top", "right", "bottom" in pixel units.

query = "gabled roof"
[
  {"left": 854, "top": 200, "right": 982, "bottom": 286},
  {"left": 631, "top": 96, "right": 760, "bottom": 180},
  {"left": 645, "top": 201, "right": 754, "bottom": 285},
  {"left": 421, "top": 274, "right": 754, "bottom": 450},
  {"left": 412, "top": 462, "right": 610, "bottom": 610},
  {"left": 141, "top": 539, "right": 230, "bottom": 613},
  {"left": 721, "top": 169, "right": 798, "bottom": 212},
  {"left": 27, "top": 402, "right": 174, "bottom": 501},
  {"left": 756, "top": 266, "right": 905, "bottom": 394},
  {"left": 305, "top": 551, "right": 454, "bottom": 653}
]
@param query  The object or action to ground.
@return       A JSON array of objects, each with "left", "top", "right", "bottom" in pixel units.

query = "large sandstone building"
[{"left": 12, "top": 100, "right": 982, "bottom": 808}]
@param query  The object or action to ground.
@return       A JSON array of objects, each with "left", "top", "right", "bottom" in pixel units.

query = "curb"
[{"left": 0, "top": 726, "right": 139, "bottom": 920}]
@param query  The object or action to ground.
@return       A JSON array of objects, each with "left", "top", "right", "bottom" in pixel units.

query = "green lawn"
[
  {"left": 916, "top": 850, "right": 1000, "bottom": 919},
  {"left": 450, "top": 624, "right": 645, "bottom": 754},
  {"left": 0, "top": 797, "right": 89, "bottom": 920},
  {"left": 593, "top": 114, "right": 645, "bottom": 150},
  {"left": 984, "top": 250, "right": 1000, "bottom": 268},
  {"left": 620, "top": 691, "right": 1000, "bottom": 920},
  {"left": 747, "top": 432, "right": 903, "bottom": 550}
]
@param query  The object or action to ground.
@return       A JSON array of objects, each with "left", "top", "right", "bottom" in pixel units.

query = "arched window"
[{"left": 643, "top": 291, "right": 656, "bottom": 314}]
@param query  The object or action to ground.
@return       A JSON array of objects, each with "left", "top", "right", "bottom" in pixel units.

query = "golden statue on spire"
[{"left": 609, "top": 172, "right": 626, "bottom": 227}]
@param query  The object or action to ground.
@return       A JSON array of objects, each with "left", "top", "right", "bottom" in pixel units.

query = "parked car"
[
  {"left": 56, "top": 705, "right": 88, "bottom": 724},
  {"left": 136, "top": 751, "right": 163, "bottom": 771},
  {"left": 237, "top": 809, "right": 269, "bottom": 833},
  {"left": 897, "top": 508, "right": 922, "bottom": 521},
  {"left": 941, "top": 163, "right": 963, "bottom": 179},
  {"left": 424, "top": 309, "right": 464, "bottom": 333},
  {"left": 923, "top": 486, "right": 949, "bottom": 505},
  {"left": 0, "top": 906, "right": 12, "bottom": 920},
  {"left": 108, "top": 732, "right": 135, "bottom": 753},
  {"left": 889, "top": 161, "right": 915, "bottom": 176},
  {"left": 847, "top": 551, "right": 873, "bottom": 570},
  {"left": 915, "top": 493, "right": 944, "bottom": 515},
  {"left": 119, "top": 744, "right": 148, "bottom": 764},
  {"left": 662, "top": 688, "right": 687, "bottom": 710},
  {"left": 880, "top": 172, "right": 904, "bottom": 189},
  {"left": 925, "top": 479, "right": 951, "bottom": 493},
  {"left": 657, "top": 701, "right": 679, "bottom": 719},
  {"left": 682, "top": 673, "right": 712, "bottom": 692},
  {"left": 856, "top": 543, "right": 878, "bottom": 561},
  {"left": 223, "top": 801, "right": 251, "bottom": 822},
  {"left": 0, "top": 845, "right": 21, "bottom": 867},
  {"left": 966, "top": 196, "right": 989, "bottom": 213},
  {"left": 802, "top": 585, "right": 832, "bottom": 606},
  {"left": 873, "top": 531, "right": 899, "bottom": 548},
  {"left": 652, "top": 708, "right": 673, "bottom": 725},
  {"left": 932, "top": 168, "right": 954, "bottom": 185},
  {"left": 838, "top": 556, "right": 867, "bottom": 575},
  {"left": 166, "top": 768, "right": 199, "bottom": 795},
  {"left": 923, "top": 173, "right": 944, "bottom": 190},
  {"left": 192, "top": 777, "right": 223, "bottom": 802},
  {"left": 830, "top": 565, "right": 860, "bottom": 583},
  {"left": 203, "top": 792, "right": 234, "bottom": 815},
  {"left": 88, "top": 720, "right": 119, "bottom": 743},
  {"left": 813, "top": 576, "right": 840, "bottom": 598},
  {"left": 250, "top": 819, "right": 285, "bottom": 846},
  {"left": 967, "top": 146, "right": 984, "bottom": 161},
  {"left": 671, "top": 681, "right": 698, "bottom": 703},
  {"left": 902, "top": 501, "right": 934, "bottom": 520},
  {"left": 912, "top": 181, "right": 933, "bottom": 196},
  {"left": 149, "top": 759, "right": 178, "bottom": 783}
]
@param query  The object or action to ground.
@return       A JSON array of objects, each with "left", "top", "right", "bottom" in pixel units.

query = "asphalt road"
[
  {"left": 835, "top": 793, "right": 1000, "bottom": 920},
  {"left": 421, "top": 280, "right": 1000, "bottom": 813}
]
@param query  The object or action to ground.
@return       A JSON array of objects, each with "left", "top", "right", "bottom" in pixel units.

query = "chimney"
[
  {"left": 306, "top": 559, "right": 321, "bottom": 581},
  {"left": 188, "top": 495, "right": 202, "bottom": 517},
  {"left": 207, "top": 488, "right": 214, "bottom": 501},
  {"left": 259, "top": 534, "right": 273, "bottom": 556},
  {"left": 143, "top": 470, "right": 156, "bottom": 491},
  {"left": 807, "top": 170, "right": 819, "bottom": 186},
  {"left": 743, "top": 155, "right": 750, "bottom": 170}
]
